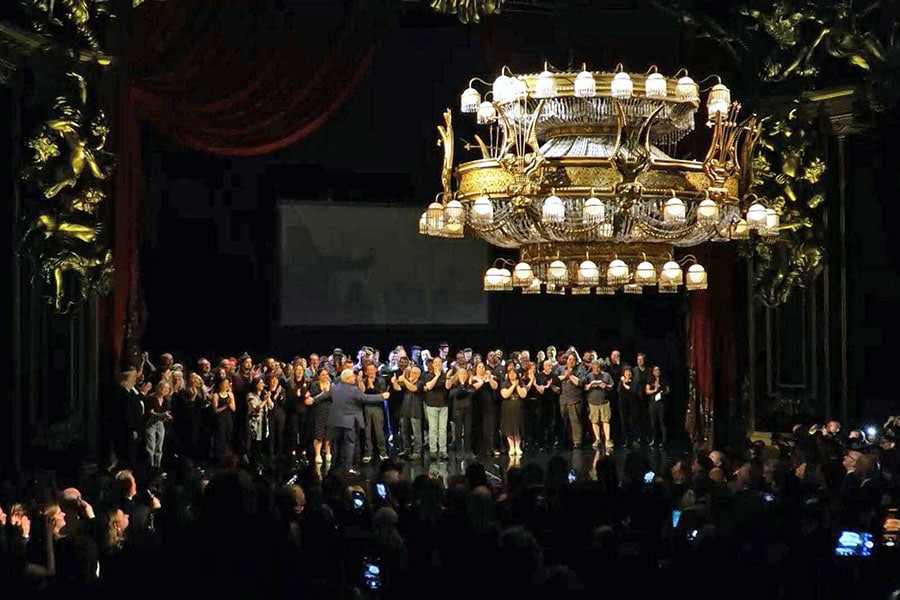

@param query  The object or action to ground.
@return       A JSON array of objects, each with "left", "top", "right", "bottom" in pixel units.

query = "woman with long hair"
[
  {"left": 145, "top": 381, "right": 172, "bottom": 469},
  {"left": 308, "top": 368, "right": 332, "bottom": 464},
  {"left": 174, "top": 372, "right": 206, "bottom": 460},
  {"left": 500, "top": 366, "right": 528, "bottom": 456},
  {"left": 645, "top": 365, "right": 670, "bottom": 447},
  {"left": 212, "top": 377, "right": 236, "bottom": 464}
]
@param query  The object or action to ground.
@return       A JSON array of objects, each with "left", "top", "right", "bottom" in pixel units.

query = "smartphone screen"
[
  {"left": 643, "top": 471, "right": 655, "bottom": 484},
  {"left": 672, "top": 509, "right": 681, "bottom": 528},
  {"left": 362, "top": 556, "right": 382, "bottom": 590},
  {"left": 352, "top": 491, "right": 366, "bottom": 510},
  {"left": 834, "top": 531, "right": 875, "bottom": 557},
  {"left": 376, "top": 482, "right": 387, "bottom": 500},
  {"left": 882, "top": 508, "right": 899, "bottom": 548},
  {"left": 568, "top": 468, "right": 577, "bottom": 484}
]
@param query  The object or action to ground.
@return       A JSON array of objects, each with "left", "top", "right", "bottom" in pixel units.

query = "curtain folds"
[
  {"left": 686, "top": 247, "right": 739, "bottom": 449},
  {"left": 108, "top": 1, "right": 385, "bottom": 368}
]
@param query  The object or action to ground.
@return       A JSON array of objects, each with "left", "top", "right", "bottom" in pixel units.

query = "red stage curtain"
[
  {"left": 687, "top": 247, "right": 740, "bottom": 449},
  {"left": 106, "top": 1, "right": 386, "bottom": 368}
]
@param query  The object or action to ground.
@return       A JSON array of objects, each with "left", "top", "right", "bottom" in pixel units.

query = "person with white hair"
[{"left": 306, "top": 369, "right": 389, "bottom": 474}]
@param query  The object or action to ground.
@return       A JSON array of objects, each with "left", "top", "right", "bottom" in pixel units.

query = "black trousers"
[
  {"left": 620, "top": 397, "right": 641, "bottom": 443},
  {"left": 331, "top": 426, "right": 357, "bottom": 474},
  {"left": 452, "top": 401, "right": 473, "bottom": 455},
  {"left": 363, "top": 405, "right": 387, "bottom": 456},
  {"left": 542, "top": 394, "right": 561, "bottom": 446},
  {"left": 648, "top": 401, "right": 667, "bottom": 444},
  {"left": 523, "top": 398, "right": 543, "bottom": 448}
]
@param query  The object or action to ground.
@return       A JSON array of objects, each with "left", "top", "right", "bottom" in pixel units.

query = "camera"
[
  {"left": 834, "top": 530, "right": 875, "bottom": 558},
  {"left": 362, "top": 555, "right": 382, "bottom": 591},
  {"left": 352, "top": 490, "right": 367, "bottom": 511}
]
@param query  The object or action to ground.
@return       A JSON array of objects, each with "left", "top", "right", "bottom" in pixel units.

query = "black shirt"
[
  {"left": 422, "top": 372, "right": 447, "bottom": 408},
  {"left": 449, "top": 383, "right": 476, "bottom": 405}
]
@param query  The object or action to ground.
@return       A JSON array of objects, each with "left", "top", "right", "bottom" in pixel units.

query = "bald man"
[{"left": 308, "top": 369, "right": 389, "bottom": 473}]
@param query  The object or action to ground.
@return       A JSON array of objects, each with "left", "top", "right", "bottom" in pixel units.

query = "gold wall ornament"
[
  {"left": 19, "top": 70, "right": 115, "bottom": 313},
  {"left": 437, "top": 108, "right": 454, "bottom": 197},
  {"left": 19, "top": 0, "right": 111, "bottom": 54},
  {"left": 430, "top": 0, "right": 504, "bottom": 24},
  {"left": 747, "top": 106, "right": 828, "bottom": 306}
]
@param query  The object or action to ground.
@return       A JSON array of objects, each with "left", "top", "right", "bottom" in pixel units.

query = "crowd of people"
[
  {"left": 2, "top": 342, "right": 898, "bottom": 597},
  {"left": 1, "top": 414, "right": 898, "bottom": 596},
  {"left": 107, "top": 343, "right": 673, "bottom": 477}
]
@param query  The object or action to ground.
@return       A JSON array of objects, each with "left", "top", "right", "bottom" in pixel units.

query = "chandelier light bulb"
[
  {"left": 645, "top": 72, "right": 667, "bottom": 98},
  {"left": 624, "top": 283, "right": 643, "bottom": 295},
  {"left": 696, "top": 198, "right": 720, "bottom": 225},
  {"left": 577, "top": 259, "right": 600, "bottom": 286},
  {"left": 460, "top": 86, "right": 480, "bottom": 113},
  {"left": 512, "top": 261, "right": 534, "bottom": 287},
  {"left": 444, "top": 199, "right": 464, "bottom": 221},
  {"left": 483, "top": 267, "right": 502, "bottom": 291},
  {"left": 547, "top": 259, "right": 569, "bottom": 286},
  {"left": 535, "top": 67, "right": 557, "bottom": 98},
  {"left": 476, "top": 101, "right": 496, "bottom": 124},
  {"left": 746, "top": 203, "right": 767, "bottom": 228},
  {"left": 707, "top": 83, "right": 731, "bottom": 118},
  {"left": 607, "top": 258, "right": 629, "bottom": 285},
  {"left": 582, "top": 196, "right": 605, "bottom": 224},
  {"left": 664, "top": 195, "right": 686, "bottom": 222},
  {"left": 426, "top": 201, "right": 445, "bottom": 235},
  {"left": 611, "top": 71, "right": 633, "bottom": 98},
  {"left": 660, "top": 260, "right": 684, "bottom": 286},
  {"left": 634, "top": 260, "right": 657, "bottom": 285},
  {"left": 418, "top": 212, "right": 428, "bottom": 235},
  {"left": 510, "top": 77, "right": 527, "bottom": 100},
  {"left": 596, "top": 285, "right": 616, "bottom": 295},
  {"left": 492, "top": 74, "right": 513, "bottom": 104},
  {"left": 676, "top": 75, "right": 699, "bottom": 103},
  {"left": 498, "top": 267, "right": 513, "bottom": 289},
  {"left": 686, "top": 264, "right": 708, "bottom": 291},
  {"left": 472, "top": 195, "right": 494, "bottom": 224},
  {"left": 597, "top": 222, "right": 613, "bottom": 239},
  {"left": 542, "top": 194, "right": 565, "bottom": 224},
  {"left": 574, "top": 68, "right": 596, "bottom": 98}
]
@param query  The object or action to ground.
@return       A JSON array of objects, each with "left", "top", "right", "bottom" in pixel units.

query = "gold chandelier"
[{"left": 420, "top": 63, "right": 775, "bottom": 294}]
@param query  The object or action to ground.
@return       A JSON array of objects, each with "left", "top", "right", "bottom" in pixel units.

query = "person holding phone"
[{"left": 645, "top": 365, "right": 670, "bottom": 448}]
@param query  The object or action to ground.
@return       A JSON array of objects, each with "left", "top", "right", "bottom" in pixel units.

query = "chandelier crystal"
[{"left": 423, "top": 61, "right": 769, "bottom": 295}]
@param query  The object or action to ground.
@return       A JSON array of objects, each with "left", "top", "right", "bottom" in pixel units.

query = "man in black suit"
[{"left": 307, "top": 369, "right": 390, "bottom": 474}]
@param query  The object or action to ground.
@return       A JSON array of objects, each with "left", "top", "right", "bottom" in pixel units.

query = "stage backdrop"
[{"left": 278, "top": 201, "right": 489, "bottom": 326}]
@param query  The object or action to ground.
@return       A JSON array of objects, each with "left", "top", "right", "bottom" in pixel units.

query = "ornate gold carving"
[
  {"left": 430, "top": 0, "right": 504, "bottom": 24},
  {"left": 19, "top": 0, "right": 111, "bottom": 54},
  {"left": 437, "top": 108, "right": 454, "bottom": 198},
  {"left": 20, "top": 71, "right": 114, "bottom": 312}
]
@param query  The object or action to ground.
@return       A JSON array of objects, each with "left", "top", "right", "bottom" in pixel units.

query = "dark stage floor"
[{"left": 305, "top": 445, "right": 677, "bottom": 488}]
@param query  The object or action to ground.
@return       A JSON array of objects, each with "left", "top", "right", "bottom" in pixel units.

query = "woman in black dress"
[
  {"left": 500, "top": 366, "right": 528, "bottom": 456},
  {"left": 267, "top": 372, "right": 288, "bottom": 459},
  {"left": 211, "top": 378, "right": 235, "bottom": 464},
  {"left": 173, "top": 372, "right": 206, "bottom": 460},
  {"left": 472, "top": 361, "right": 499, "bottom": 456},
  {"left": 308, "top": 368, "right": 332, "bottom": 464},
  {"left": 286, "top": 367, "right": 308, "bottom": 459},
  {"left": 645, "top": 365, "right": 670, "bottom": 447}
]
